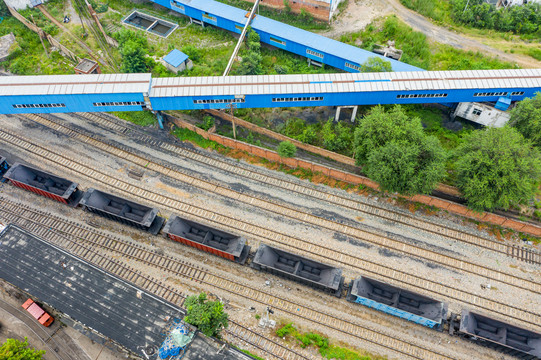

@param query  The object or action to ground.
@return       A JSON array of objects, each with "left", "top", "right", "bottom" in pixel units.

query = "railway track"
[
  {"left": 1, "top": 126, "right": 541, "bottom": 334},
  {"left": 224, "top": 322, "right": 307, "bottom": 360},
  {"left": 72, "top": 111, "right": 541, "bottom": 265},
  {"left": 16, "top": 113, "right": 541, "bottom": 295},
  {"left": 0, "top": 198, "right": 458, "bottom": 360},
  {"left": 0, "top": 201, "right": 308, "bottom": 360}
]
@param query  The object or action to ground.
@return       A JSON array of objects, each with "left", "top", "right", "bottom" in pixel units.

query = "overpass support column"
[
  {"left": 155, "top": 111, "right": 164, "bottom": 129},
  {"left": 351, "top": 106, "right": 358, "bottom": 122},
  {"left": 335, "top": 106, "right": 358, "bottom": 122}
]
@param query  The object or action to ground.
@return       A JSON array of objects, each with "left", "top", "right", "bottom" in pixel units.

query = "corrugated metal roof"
[
  {"left": 250, "top": 15, "right": 421, "bottom": 72},
  {"left": 0, "top": 73, "right": 152, "bottom": 96},
  {"left": 163, "top": 49, "right": 189, "bottom": 67},
  {"left": 180, "top": 0, "right": 247, "bottom": 22},
  {"left": 170, "top": 0, "right": 420, "bottom": 72},
  {"left": 149, "top": 69, "right": 541, "bottom": 97},
  {"left": 172, "top": 0, "right": 421, "bottom": 72}
]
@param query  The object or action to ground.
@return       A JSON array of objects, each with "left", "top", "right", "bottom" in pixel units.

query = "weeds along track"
[
  {"left": 0, "top": 199, "right": 455, "bottom": 360},
  {"left": 16, "top": 114, "right": 541, "bottom": 292},
  {"left": 1, "top": 125, "right": 541, "bottom": 333},
  {"left": 0, "top": 200, "right": 306, "bottom": 360},
  {"left": 67, "top": 112, "right": 541, "bottom": 265}
]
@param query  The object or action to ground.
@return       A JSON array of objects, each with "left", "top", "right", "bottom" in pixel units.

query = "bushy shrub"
[
  {"left": 198, "top": 116, "right": 215, "bottom": 131},
  {"left": 277, "top": 141, "right": 297, "bottom": 158},
  {"left": 275, "top": 323, "right": 297, "bottom": 337}
]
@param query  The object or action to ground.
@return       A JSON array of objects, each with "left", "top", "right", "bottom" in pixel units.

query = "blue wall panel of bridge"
[
  {"left": 148, "top": 87, "right": 533, "bottom": 111},
  {"left": 0, "top": 93, "right": 146, "bottom": 114}
]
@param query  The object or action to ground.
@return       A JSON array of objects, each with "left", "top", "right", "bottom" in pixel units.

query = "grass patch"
[
  {"left": 275, "top": 322, "right": 384, "bottom": 360},
  {"left": 112, "top": 111, "right": 157, "bottom": 126},
  {"left": 171, "top": 127, "right": 225, "bottom": 150},
  {"left": 339, "top": 15, "right": 515, "bottom": 71},
  {"left": 527, "top": 48, "right": 541, "bottom": 61},
  {"left": 399, "top": 0, "right": 451, "bottom": 23},
  {"left": 102, "top": 2, "right": 335, "bottom": 77},
  {"left": 0, "top": 17, "right": 75, "bottom": 75},
  {"left": 400, "top": 0, "right": 541, "bottom": 43},
  {"left": 233, "top": 347, "right": 265, "bottom": 360},
  {"left": 402, "top": 105, "right": 477, "bottom": 150}
]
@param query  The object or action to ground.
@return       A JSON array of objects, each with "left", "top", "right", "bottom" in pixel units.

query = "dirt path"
[{"left": 322, "top": 0, "right": 541, "bottom": 68}]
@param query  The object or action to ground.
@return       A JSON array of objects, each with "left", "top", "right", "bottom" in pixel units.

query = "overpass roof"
[
  {"left": 168, "top": 0, "right": 421, "bottom": 72},
  {"left": 149, "top": 68, "right": 541, "bottom": 97},
  {"left": 0, "top": 73, "right": 152, "bottom": 96},
  {"left": 249, "top": 15, "right": 422, "bottom": 72}
]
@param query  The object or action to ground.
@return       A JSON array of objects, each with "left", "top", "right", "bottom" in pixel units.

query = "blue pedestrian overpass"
[{"left": 0, "top": 69, "right": 539, "bottom": 115}]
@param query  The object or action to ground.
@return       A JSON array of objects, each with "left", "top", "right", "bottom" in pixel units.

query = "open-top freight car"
[
  {"left": 347, "top": 276, "right": 447, "bottom": 330},
  {"left": 79, "top": 188, "right": 165, "bottom": 234},
  {"left": 163, "top": 215, "right": 250, "bottom": 264},
  {"left": 450, "top": 310, "right": 541, "bottom": 359},
  {"left": 251, "top": 244, "right": 343, "bottom": 296},
  {"left": 3, "top": 162, "right": 82, "bottom": 206}
]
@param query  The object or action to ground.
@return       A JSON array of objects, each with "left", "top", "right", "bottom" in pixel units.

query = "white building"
[{"left": 452, "top": 102, "right": 511, "bottom": 127}]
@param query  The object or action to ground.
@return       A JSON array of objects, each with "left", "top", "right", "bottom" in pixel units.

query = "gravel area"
[{"left": 0, "top": 112, "right": 539, "bottom": 360}]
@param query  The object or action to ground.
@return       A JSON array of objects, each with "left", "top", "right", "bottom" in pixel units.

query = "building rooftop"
[
  {"left": 163, "top": 49, "right": 189, "bottom": 68},
  {"left": 0, "top": 224, "right": 184, "bottom": 357},
  {"left": 74, "top": 58, "right": 99, "bottom": 73}
]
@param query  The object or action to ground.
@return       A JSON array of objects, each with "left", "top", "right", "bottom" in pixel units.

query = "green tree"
[
  {"left": 113, "top": 28, "right": 149, "bottom": 73},
  {"left": 353, "top": 105, "right": 424, "bottom": 165},
  {"left": 246, "top": 28, "right": 261, "bottom": 50},
  {"left": 277, "top": 141, "right": 297, "bottom": 157},
  {"left": 360, "top": 57, "right": 392, "bottom": 73},
  {"left": 184, "top": 293, "right": 228, "bottom": 338},
  {"left": 510, "top": 92, "right": 541, "bottom": 148},
  {"left": 297, "top": 125, "right": 318, "bottom": 144},
  {"left": 181, "top": 45, "right": 202, "bottom": 62},
  {"left": 121, "top": 41, "right": 147, "bottom": 73},
  {"left": 320, "top": 119, "right": 353, "bottom": 153},
  {"left": 238, "top": 29, "right": 263, "bottom": 75},
  {"left": 454, "top": 127, "right": 541, "bottom": 211},
  {"left": 353, "top": 105, "right": 446, "bottom": 194},
  {"left": 114, "top": 28, "right": 148, "bottom": 48},
  {"left": 364, "top": 136, "right": 446, "bottom": 194},
  {"left": 0, "top": 338, "right": 45, "bottom": 360}
]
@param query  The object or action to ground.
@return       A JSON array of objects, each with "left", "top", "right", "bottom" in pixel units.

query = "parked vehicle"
[{"left": 22, "top": 298, "right": 54, "bottom": 327}]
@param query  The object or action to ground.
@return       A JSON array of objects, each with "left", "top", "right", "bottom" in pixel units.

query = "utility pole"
[{"left": 228, "top": 102, "right": 237, "bottom": 139}]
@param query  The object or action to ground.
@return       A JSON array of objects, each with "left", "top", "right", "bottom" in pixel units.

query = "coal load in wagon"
[
  {"left": 252, "top": 244, "right": 343, "bottom": 296},
  {"left": 348, "top": 275, "right": 447, "bottom": 330},
  {"left": 3, "top": 162, "right": 82, "bottom": 206},
  {"left": 163, "top": 215, "right": 250, "bottom": 263},
  {"left": 79, "top": 188, "right": 164, "bottom": 234}
]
